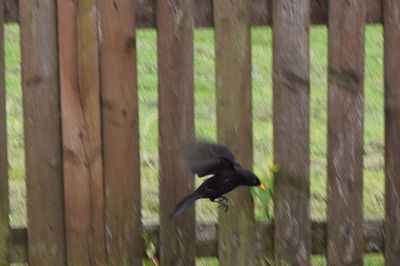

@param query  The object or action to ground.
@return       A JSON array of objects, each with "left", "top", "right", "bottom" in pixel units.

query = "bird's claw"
[
  {"left": 215, "top": 197, "right": 229, "bottom": 212},
  {"left": 218, "top": 202, "right": 228, "bottom": 212}
]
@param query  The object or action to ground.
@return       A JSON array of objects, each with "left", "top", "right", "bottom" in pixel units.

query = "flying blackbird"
[{"left": 170, "top": 141, "right": 266, "bottom": 218}]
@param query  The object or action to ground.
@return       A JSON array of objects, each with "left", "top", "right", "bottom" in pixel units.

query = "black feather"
[{"left": 170, "top": 193, "right": 201, "bottom": 218}]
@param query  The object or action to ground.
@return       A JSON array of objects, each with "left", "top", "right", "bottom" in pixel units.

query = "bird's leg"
[{"left": 214, "top": 196, "right": 229, "bottom": 212}]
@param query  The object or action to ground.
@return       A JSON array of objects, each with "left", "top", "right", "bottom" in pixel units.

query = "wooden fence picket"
[
  {"left": 99, "top": 0, "right": 142, "bottom": 264},
  {"left": 327, "top": 0, "right": 366, "bottom": 265},
  {"left": 57, "top": 0, "right": 105, "bottom": 264},
  {"left": 20, "top": 0, "right": 65, "bottom": 265},
  {"left": 214, "top": 0, "right": 255, "bottom": 265},
  {"left": 157, "top": 0, "right": 196, "bottom": 265},
  {"left": 383, "top": 0, "right": 400, "bottom": 264},
  {"left": 272, "top": 0, "right": 311, "bottom": 265}
]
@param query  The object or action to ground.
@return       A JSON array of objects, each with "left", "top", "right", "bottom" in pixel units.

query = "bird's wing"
[{"left": 182, "top": 140, "right": 235, "bottom": 177}]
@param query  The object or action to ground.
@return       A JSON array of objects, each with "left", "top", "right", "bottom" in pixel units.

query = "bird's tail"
[{"left": 170, "top": 193, "right": 201, "bottom": 218}]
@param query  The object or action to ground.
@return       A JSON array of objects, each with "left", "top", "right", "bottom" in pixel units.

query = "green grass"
[
  {"left": 5, "top": 24, "right": 25, "bottom": 227},
  {"left": 5, "top": 24, "right": 385, "bottom": 265}
]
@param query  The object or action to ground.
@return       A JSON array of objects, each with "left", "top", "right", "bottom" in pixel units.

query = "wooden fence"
[{"left": 0, "top": 0, "right": 399, "bottom": 265}]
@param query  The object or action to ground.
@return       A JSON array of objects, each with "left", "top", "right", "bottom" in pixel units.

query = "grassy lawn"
[{"left": 5, "top": 24, "right": 384, "bottom": 265}]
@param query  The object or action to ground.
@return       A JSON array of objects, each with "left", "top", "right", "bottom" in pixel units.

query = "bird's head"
[{"left": 244, "top": 171, "right": 266, "bottom": 190}]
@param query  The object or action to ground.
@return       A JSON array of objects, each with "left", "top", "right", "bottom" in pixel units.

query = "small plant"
[
  {"left": 143, "top": 232, "right": 159, "bottom": 266},
  {"left": 251, "top": 156, "right": 279, "bottom": 220}
]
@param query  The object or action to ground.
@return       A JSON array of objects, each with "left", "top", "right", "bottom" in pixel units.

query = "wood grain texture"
[
  {"left": 214, "top": 0, "right": 254, "bottom": 265},
  {"left": 272, "top": 0, "right": 311, "bottom": 265},
  {"left": 4, "top": 0, "right": 18, "bottom": 23},
  {"left": 9, "top": 220, "right": 386, "bottom": 263},
  {"left": 195, "top": 0, "right": 213, "bottom": 27},
  {"left": 10, "top": 228, "right": 26, "bottom": 264},
  {"left": 136, "top": 0, "right": 380, "bottom": 27},
  {"left": 57, "top": 0, "right": 105, "bottom": 265},
  {"left": 327, "top": 0, "right": 366, "bottom": 265},
  {"left": 157, "top": 0, "right": 195, "bottom": 265},
  {"left": 0, "top": 2, "right": 9, "bottom": 264},
  {"left": 4, "top": 0, "right": 384, "bottom": 25},
  {"left": 383, "top": 0, "right": 400, "bottom": 264},
  {"left": 99, "top": 0, "right": 141, "bottom": 265},
  {"left": 19, "top": 0, "right": 65, "bottom": 265}
]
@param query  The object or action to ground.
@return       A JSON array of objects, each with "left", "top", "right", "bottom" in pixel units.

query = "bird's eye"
[{"left": 252, "top": 179, "right": 257, "bottom": 185}]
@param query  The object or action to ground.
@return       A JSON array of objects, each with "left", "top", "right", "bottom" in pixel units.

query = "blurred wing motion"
[{"left": 183, "top": 141, "right": 235, "bottom": 177}]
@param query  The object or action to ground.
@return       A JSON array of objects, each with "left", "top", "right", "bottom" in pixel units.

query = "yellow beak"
[{"left": 258, "top": 184, "right": 266, "bottom": 191}]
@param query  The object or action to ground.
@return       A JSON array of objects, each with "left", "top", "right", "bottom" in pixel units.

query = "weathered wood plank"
[
  {"left": 4, "top": 0, "right": 384, "bottom": 25},
  {"left": 4, "top": 0, "right": 18, "bottom": 23},
  {"left": 57, "top": 0, "right": 105, "bottom": 265},
  {"left": 99, "top": 0, "right": 141, "bottom": 265},
  {"left": 138, "top": 0, "right": 381, "bottom": 27},
  {"left": 157, "top": 0, "right": 195, "bottom": 265},
  {"left": 0, "top": 2, "right": 9, "bottom": 264},
  {"left": 195, "top": 0, "right": 213, "bottom": 27},
  {"left": 9, "top": 220, "right": 386, "bottom": 263},
  {"left": 327, "top": 0, "right": 366, "bottom": 265},
  {"left": 272, "top": 0, "right": 311, "bottom": 265},
  {"left": 136, "top": 0, "right": 155, "bottom": 28},
  {"left": 383, "top": 0, "right": 400, "bottom": 264},
  {"left": 214, "top": 0, "right": 254, "bottom": 266},
  {"left": 10, "top": 228, "right": 26, "bottom": 264},
  {"left": 19, "top": 0, "right": 65, "bottom": 265},
  {"left": 366, "top": 0, "right": 382, "bottom": 23}
]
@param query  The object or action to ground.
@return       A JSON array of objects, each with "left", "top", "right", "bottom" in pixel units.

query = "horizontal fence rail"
[
  {"left": 4, "top": 0, "right": 383, "bottom": 26},
  {"left": 9, "top": 220, "right": 385, "bottom": 263}
]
